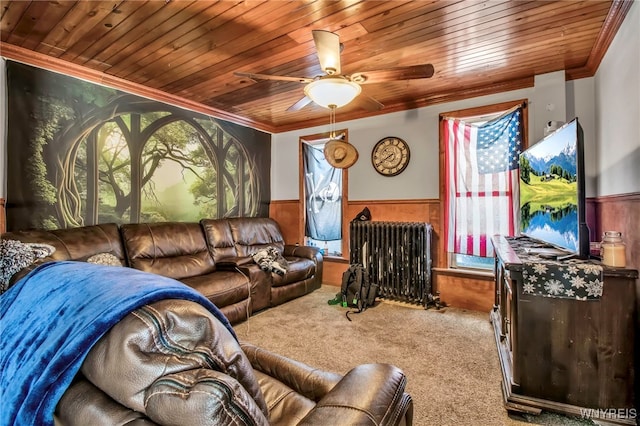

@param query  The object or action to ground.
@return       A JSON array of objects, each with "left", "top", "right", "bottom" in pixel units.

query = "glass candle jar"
[{"left": 600, "top": 231, "right": 626, "bottom": 267}]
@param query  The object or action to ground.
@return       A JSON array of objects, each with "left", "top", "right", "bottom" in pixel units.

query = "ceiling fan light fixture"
[{"left": 304, "top": 77, "right": 361, "bottom": 109}]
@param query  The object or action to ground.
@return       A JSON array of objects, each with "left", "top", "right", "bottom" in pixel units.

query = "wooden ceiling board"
[
  {"left": 118, "top": 1, "right": 249, "bottom": 81},
  {"left": 0, "top": 0, "right": 631, "bottom": 133},
  {"left": 7, "top": 1, "right": 72, "bottom": 50},
  {"left": 35, "top": 2, "right": 115, "bottom": 57},
  {"left": 104, "top": 2, "right": 239, "bottom": 76},
  {"left": 85, "top": 1, "right": 200, "bottom": 71}
]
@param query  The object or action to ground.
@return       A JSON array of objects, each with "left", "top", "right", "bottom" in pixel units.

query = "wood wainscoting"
[
  {"left": 270, "top": 198, "right": 495, "bottom": 311},
  {"left": 0, "top": 198, "right": 5, "bottom": 234},
  {"left": 588, "top": 192, "right": 640, "bottom": 270}
]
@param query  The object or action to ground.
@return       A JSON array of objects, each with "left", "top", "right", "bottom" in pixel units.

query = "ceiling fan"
[{"left": 234, "top": 30, "right": 435, "bottom": 112}]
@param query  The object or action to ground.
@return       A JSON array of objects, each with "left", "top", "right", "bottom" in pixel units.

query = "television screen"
[{"left": 518, "top": 118, "right": 588, "bottom": 256}]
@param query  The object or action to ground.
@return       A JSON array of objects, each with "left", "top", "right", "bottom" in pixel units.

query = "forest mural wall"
[{"left": 5, "top": 61, "right": 271, "bottom": 232}]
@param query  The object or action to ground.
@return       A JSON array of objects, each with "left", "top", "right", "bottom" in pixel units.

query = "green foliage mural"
[{"left": 5, "top": 61, "right": 270, "bottom": 231}]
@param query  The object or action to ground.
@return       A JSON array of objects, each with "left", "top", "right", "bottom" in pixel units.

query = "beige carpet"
[{"left": 234, "top": 285, "right": 595, "bottom": 426}]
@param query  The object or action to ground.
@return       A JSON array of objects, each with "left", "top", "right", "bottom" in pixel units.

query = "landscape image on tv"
[{"left": 519, "top": 121, "right": 580, "bottom": 252}]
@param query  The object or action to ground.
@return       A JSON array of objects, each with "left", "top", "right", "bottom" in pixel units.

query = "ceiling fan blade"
[
  {"left": 354, "top": 64, "right": 435, "bottom": 84},
  {"left": 312, "top": 30, "right": 341, "bottom": 75},
  {"left": 234, "top": 72, "right": 312, "bottom": 84},
  {"left": 352, "top": 94, "right": 384, "bottom": 111},
  {"left": 287, "top": 96, "right": 313, "bottom": 111}
]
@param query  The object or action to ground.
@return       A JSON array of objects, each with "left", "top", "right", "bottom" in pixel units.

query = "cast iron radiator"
[{"left": 349, "top": 221, "right": 433, "bottom": 308}]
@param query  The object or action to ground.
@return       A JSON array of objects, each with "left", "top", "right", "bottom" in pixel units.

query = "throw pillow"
[
  {"left": 0, "top": 240, "right": 56, "bottom": 294},
  {"left": 86, "top": 252, "right": 123, "bottom": 267}
]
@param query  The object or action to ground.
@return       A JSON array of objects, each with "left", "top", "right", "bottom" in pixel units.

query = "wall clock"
[{"left": 371, "top": 137, "right": 410, "bottom": 176}]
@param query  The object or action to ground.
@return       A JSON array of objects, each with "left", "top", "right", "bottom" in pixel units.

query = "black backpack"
[{"left": 339, "top": 264, "right": 378, "bottom": 320}]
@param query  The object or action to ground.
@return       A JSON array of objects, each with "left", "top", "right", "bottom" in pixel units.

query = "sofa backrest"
[
  {"left": 120, "top": 222, "right": 215, "bottom": 280},
  {"left": 226, "top": 217, "right": 285, "bottom": 257},
  {"left": 199, "top": 219, "right": 238, "bottom": 263},
  {"left": 2, "top": 223, "right": 125, "bottom": 263}
]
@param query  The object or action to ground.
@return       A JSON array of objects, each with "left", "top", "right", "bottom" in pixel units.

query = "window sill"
[
  {"left": 323, "top": 255, "right": 348, "bottom": 263},
  {"left": 432, "top": 267, "right": 494, "bottom": 280}
]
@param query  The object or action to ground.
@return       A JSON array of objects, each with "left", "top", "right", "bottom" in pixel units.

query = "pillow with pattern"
[
  {"left": 86, "top": 252, "right": 123, "bottom": 267},
  {"left": 1, "top": 240, "right": 56, "bottom": 294}
]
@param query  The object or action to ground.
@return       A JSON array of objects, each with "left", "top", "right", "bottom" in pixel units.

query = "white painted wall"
[
  {"left": 532, "top": 70, "right": 567, "bottom": 143},
  {"left": 272, "top": 77, "right": 601, "bottom": 201},
  {"left": 567, "top": 77, "right": 597, "bottom": 198},
  {"left": 272, "top": 88, "right": 536, "bottom": 201},
  {"left": 594, "top": 1, "right": 639, "bottom": 196}
]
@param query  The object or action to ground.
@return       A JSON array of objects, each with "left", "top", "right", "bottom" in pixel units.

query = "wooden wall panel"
[
  {"left": 323, "top": 258, "right": 349, "bottom": 289},
  {"left": 589, "top": 193, "right": 640, "bottom": 270},
  {"left": 269, "top": 200, "right": 301, "bottom": 245},
  {"left": 271, "top": 198, "right": 444, "bottom": 289},
  {"left": 434, "top": 271, "right": 495, "bottom": 312},
  {"left": 0, "top": 198, "right": 5, "bottom": 234},
  {"left": 348, "top": 199, "right": 442, "bottom": 270},
  {"left": 270, "top": 197, "right": 498, "bottom": 311}
]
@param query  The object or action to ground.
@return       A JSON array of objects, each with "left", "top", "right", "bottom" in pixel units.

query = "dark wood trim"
[
  {"left": 566, "top": 0, "right": 635, "bottom": 81},
  {"left": 588, "top": 191, "right": 640, "bottom": 270},
  {"left": 349, "top": 199, "right": 439, "bottom": 206},
  {"left": 590, "top": 192, "right": 640, "bottom": 202},
  {"left": 0, "top": 198, "right": 5, "bottom": 234},
  {"left": 298, "top": 130, "right": 349, "bottom": 257},
  {"left": 270, "top": 199, "right": 299, "bottom": 205},
  {"left": 0, "top": 44, "right": 276, "bottom": 134},
  {"left": 438, "top": 99, "right": 529, "bottom": 270},
  {"left": 0, "top": 44, "right": 536, "bottom": 134}
]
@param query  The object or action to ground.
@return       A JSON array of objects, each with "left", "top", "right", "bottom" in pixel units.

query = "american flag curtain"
[{"left": 444, "top": 106, "right": 523, "bottom": 257}]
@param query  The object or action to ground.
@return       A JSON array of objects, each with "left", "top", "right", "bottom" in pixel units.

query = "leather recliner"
[{"left": 55, "top": 298, "right": 413, "bottom": 425}]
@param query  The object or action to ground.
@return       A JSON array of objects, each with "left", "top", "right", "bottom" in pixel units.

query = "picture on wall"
[{"left": 5, "top": 61, "right": 271, "bottom": 232}]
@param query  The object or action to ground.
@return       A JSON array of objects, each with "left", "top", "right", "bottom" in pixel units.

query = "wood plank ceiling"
[{"left": 0, "top": 0, "right": 633, "bottom": 133}]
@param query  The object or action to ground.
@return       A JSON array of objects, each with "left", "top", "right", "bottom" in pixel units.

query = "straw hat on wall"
[{"left": 323, "top": 140, "right": 359, "bottom": 169}]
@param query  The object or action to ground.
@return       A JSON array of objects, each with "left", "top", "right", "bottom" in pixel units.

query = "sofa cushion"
[
  {"left": 227, "top": 217, "right": 285, "bottom": 257},
  {"left": 2, "top": 223, "right": 124, "bottom": 263},
  {"left": 200, "top": 218, "right": 238, "bottom": 262},
  {"left": 253, "top": 370, "right": 315, "bottom": 425},
  {"left": 181, "top": 270, "right": 250, "bottom": 307},
  {"left": 121, "top": 222, "right": 215, "bottom": 280},
  {"left": 271, "top": 256, "right": 316, "bottom": 288}
]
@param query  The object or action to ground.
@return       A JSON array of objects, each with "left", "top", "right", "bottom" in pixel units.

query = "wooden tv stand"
[{"left": 490, "top": 235, "right": 639, "bottom": 425}]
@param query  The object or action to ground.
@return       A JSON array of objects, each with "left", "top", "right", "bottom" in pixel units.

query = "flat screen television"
[{"left": 518, "top": 118, "right": 590, "bottom": 258}]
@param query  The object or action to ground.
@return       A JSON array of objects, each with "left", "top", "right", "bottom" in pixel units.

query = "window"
[
  {"left": 440, "top": 101, "right": 528, "bottom": 270},
  {"left": 300, "top": 131, "right": 348, "bottom": 257}
]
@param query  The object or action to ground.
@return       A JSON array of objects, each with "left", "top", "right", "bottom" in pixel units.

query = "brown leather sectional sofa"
[
  {"left": 3, "top": 217, "right": 322, "bottom": 324},
  {"left": 2, "top": 217, "right": 413, "bottom": 425},
  {"left": 55, "top": 298, "right": 413, "bottom": 425}
]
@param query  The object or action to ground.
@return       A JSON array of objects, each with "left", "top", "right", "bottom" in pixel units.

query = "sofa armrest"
[
  {"left": 216, "top": 256, "right": 254, "bottom": 268},
  {"left": 283, "top": 245, "right": 320, "bottom": 260},
  {"left": 298, "top": 363, "right": 413, "bottom": 426},
  {"left": 282, "top": 245, "right": 323, "bottom": 287},
  {"left": 240, "top": 342, "right": 342, "bottom": 401}
]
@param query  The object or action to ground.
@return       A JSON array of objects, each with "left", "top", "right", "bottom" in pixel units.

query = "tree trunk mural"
[{"left": 5, "top": 61, "right": 270, "bottom": 231}]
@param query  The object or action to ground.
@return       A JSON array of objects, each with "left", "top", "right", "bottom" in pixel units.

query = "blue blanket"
[{"left": 0, "top": 261, "right": 235, "bottom": 426}]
